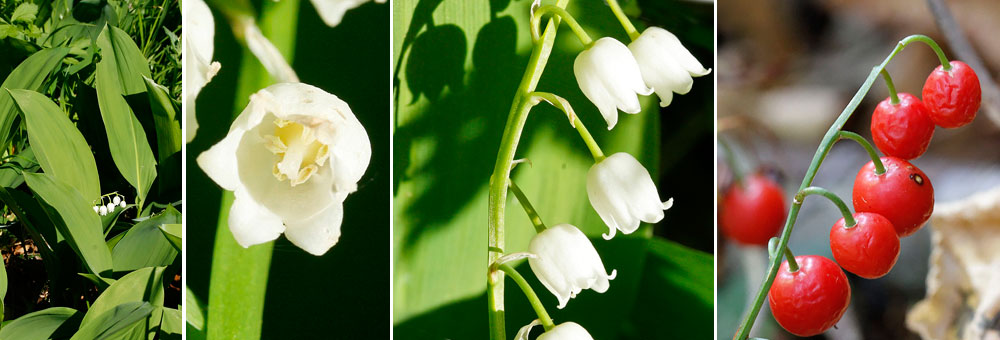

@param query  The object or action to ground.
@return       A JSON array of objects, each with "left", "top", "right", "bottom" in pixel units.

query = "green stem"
[
  {"left": 880, "top": 69, "right": 900, "bottom": 104},
  {"left": 528, "top": 91, "right": 604, "bottom": 161},
  {"left": 497, "top": 264, "right": 555, "bottom": 331},
  {"left": 508, "top": 180, "right": 546, "bottom": 233},
  {"left": 606, "top": 0, "right": 640, "bottom": 41},
  {"left": 531, "top": 5, "right": 593, "bottom": 46},
  {"left": 488, "top": 1, "right": 570, "bottom": 339},
  {"left": 782, "top": 247, "right": 798, "bottom": 272},
  {"left": 717, "top": 137, "right": 744, "bottom": 185},
  {"left": 836, "top": 131, "right": 885, "bottom": 175},
  {"left": 795, "top": 187, "right": 856, "bottom": 227},
  {"left": 733, "top": 34, "right": 950, "bottom": 340}
]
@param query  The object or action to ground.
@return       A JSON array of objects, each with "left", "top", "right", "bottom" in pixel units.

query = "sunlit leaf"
[
  {"left": 142, "top": 76, "right": 181, "bottom": 162},
  {"left": 0, "top": 307, "right": 83, "bottom": 340},
  {"left": 159, "top": 223, "right": 181, "bottom": 251},
  {"left": 79, "top": 266, "right": 165, "bottom": 339},
  {"left": 111, "top": 206, "right": 180, "bottom": 271},
  {"left": 70, "top": 302, "right": 154, "bottom": 340},
  {"left": 0, "top": 47, "right": 70, "bottom": 149},
  {"left": 11, "top": 2, "right": 38, "bottom": 23}
]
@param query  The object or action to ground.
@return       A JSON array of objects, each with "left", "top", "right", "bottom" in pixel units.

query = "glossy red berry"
[
  {"left": 852, "top": 157, "right": 934, "bottom": 237},
  {"left": 922, "top": 61, "right": 981, "bottom": 128},
  {"left": 870, "top": 93, "right": 935, "bottom": 160},
  {"left": 769, "top": 255, "right": 851, "bottom": 337},
  {"left": 829, "top": 212, "right": 900, "bottom": 278},
  {"left": 720, "top": 173, "right": 787, "bottom": 246}
]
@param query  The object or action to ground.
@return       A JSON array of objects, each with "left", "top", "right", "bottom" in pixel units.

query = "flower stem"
[
  {"left": 880, "top": 69, "right": 901, "bottom": 104},
  {"left": 488, "top": 1, "right": 570, "bottom": 339},
  {"left": 605, "top": 0, "right": 640, "bottom": 41},
  {"left": 528, "top": 91, "right": 605, "bottom": 161},
  {"left": 836, "top": 131, "right": 885, "bottom": 175},
  {"left": 733, "top": 34, "right": 950, "bottom": 340},
  {"left": 782, "top": 247, "right": 798, "bottom": 272},
  {"left": 717, "top": 136, "right": 744, "bottom": 185},
  {"left": 794, "top": 187, "right": 856, "bottom": 227},
  {"left": 497, "top": 264, "right": 556, "bottom": 331},
  {"left": 508, "top": 180, "right": 547, "bottom": 233},
  {"left": 531, "top": 5, "right": 593, "bottom": 46}
]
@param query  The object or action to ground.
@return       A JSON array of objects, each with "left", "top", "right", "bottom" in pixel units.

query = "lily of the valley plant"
[{"left": 487, "top": 1, "right": 709, "bottom": 339}]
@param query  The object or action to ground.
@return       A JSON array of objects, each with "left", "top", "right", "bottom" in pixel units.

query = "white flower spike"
[
  {"left": 184, "top": 0, "right": 221, "bottom": 143},
  {"left": 628, "top": 27, "right": 711, "bottom": 107},
  {"left": 309, "top": 0, "right": 387, "bottom": 27},
  {"left": 197, "top": 83, "right": 371, "bottom": 256},
  {"left": 574, "top": 37, "right": 652, "bottom": 130},
  {"left": 538, "top": 322, "right": 595, "bottom": 340},
  {"left": 587, "top": 152, "right": 673, "bottom": 239},
  {"left": 528, "top": 224, "right": 617, "bottom": 309}
]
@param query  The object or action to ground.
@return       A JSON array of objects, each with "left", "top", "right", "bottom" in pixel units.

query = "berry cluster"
[{"left": 766, "top": 61, "right": 980, "bottom": 337}]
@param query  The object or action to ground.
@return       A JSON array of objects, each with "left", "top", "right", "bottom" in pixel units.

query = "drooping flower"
[
  {"left": 99, "top": 205, "right": 108, "bottom": 216},
  {"left": 119, "top": 200, "right": 126, "bottom": 208},
  {"left": 517, "top": 321, "right": 595, "bottom": 340},
  {"left": 106, "top": 202, "right": 116, "bottom": 213},
  {"left": 93, "top": 206, "right": 100, "bottom": 214},
  {"left": 112, "top": 196, "right": 122, "bottom": 206},
  {"left": 628, "top": 27, "right": 711, "bottom": 107},
  {"left": 184, "top": 0, "right": 221, "bottom": 143},
  {"left": 574, "top": 37, "right": 652, "bottom": 130},
  {"left": 197, "top": 83, "right": 371, "bottom": 256},
  {"left": 587, "top": 152, "right": 673, "bottom": 239},
  {"left": 528, "top": 224, "right": 617, "bottom": 309},
  {"left": 309, "top": 0, "right": 387, "bottom": 27}
]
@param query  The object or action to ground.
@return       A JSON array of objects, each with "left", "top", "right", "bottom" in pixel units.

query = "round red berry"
[
  {"left": 922, "top": 60, "right": 981, "bottom": 128},
  {"left": 870, "top": 93, "right": 935, "bottom": 160},
  {"left": 852, "top": 157, "right": 934, "bottom": 237},
  {"left": 720, "top": 173, "right": 787, "bottom": 246},
  {"left": 829, "top": 212, "right": 900, "bottom": 279},
  {"left": 769, "top": 255, "right": 851, "bottom": 337}
]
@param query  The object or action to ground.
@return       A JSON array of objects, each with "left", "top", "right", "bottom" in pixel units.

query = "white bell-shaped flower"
[
  {"left": 628, "top": 27, "right": 711, "bottom": 107},
  {"left": 309, "top": 0, "right": 387, "bottom": 27},
  {"left": 119, "top": 200, "right": 126, "bottom": 208},
  {"left": 112, "top": 196, "right": 122, "bottom": 206},
  {"left": 93, "top": 206, "right": 100, "bottom": 214},
  {"left": 528, "top": 224, "right": 617, "bottom": 309},
  {"left": 197, "top": 83, "right": 371, "bottom": 256},
  {"left": 538, "top": 322, "right": 595, "bottom": 340},
  {"left": 99, "top": 205, "right": 108, "bottom": 216},
  {"left": 587, "top": 152, "right": 673, "bottom": 239},
  {"left": 184, "top": 0, "right": 221, "bottom": 143},
  {"left": 106, "top": 202, "right": 116, "bottom": 212},
  {"left": 574, "top": 37, "right": 652, "bottom": 130}
]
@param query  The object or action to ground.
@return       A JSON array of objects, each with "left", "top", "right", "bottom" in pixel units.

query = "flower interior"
[{"left": 264, "top": 118, "right": 330, "bottom": 186}]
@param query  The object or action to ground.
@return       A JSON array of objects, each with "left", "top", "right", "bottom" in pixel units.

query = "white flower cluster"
[{"left": 93, "top": 195, "right": 127, "bottom": 216}]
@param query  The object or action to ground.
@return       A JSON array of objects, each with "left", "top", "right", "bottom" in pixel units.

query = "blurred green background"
[
  {"left": 185, "top": 0, "right": 389, "bottom": 338},
  {"left": 393, "top": 0, "right": 714, "bottom": 339}
]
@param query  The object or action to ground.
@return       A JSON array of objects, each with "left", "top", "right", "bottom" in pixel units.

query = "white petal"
[
  {"left": 515, "top": 320, "right": 542, "bottom": 340},
  {"left": 196, "top": 126, "right": 245, "bottom": 192},
  {"left": 574, "top": 37, "right": 652, "bottom": 130},
  {"left": 538, "top": 322, "right": 595, "bottom": 340},
  {"left": 528, "top": 224, "right": 615, "bottom": 309},
  {"left": 283, "top": 200, "right": 343, "bottom": 256},
  {"left": 242, "top": 21, "right": 299, "bottom": 83},
  {"left": 228, "top": 188, "right": 285, "bottom": 248},
  {"left": 604, "top": 153, "right": 669, "bottom": 225},
  {"left": 183, "top": 0, "right": 220, "bottom": 143},
  {"left": 642, "top": 27, "right": 710, "bottom": 76},
  {"left": 309, "top": 0, "right": 369, "bottom": 27},
  {"left": 588, "top": 162, "right": 640, "bottom": 238},
  {"left": 588, "top": 153, "right": 669, "bottom": 238}
]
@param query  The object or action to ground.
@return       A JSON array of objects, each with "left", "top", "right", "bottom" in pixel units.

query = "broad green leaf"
[
  {"left": 82, "top": 267, "right": 166, "bottom": 325},
  {"left": 392, "top": 1, "right": 659, "bottom": 338},
  {"left": 142, "top": 76, "right": 181, "bottom": 162},
  {"left": 623, "top": 238, "right": 713, "bottom": 339},
  {"left": 24, "top": 172, "right": 112, "bottom": 277},
  {"left": 11, "top": 3, "right": 39, "bottom": 23},
  {"left": 9, "top": 89, "right": 101, "bottom": 200},
  {"left": 111, "top": 206, "right": 180, "bottom": 271},
  {"left": 159, "top": 307, "right": 182, "bottom": 335},
  {"left": 0, "top": 146, "right": 40, "bottom": 188},
  {"left": 70, "top": 302, "right": 154, "bottom": 340},
  {"left": 95, "top": 25, "right": 157, "bottom": 205},
  {"left": 159, "top": 223, "right": 181, "bottom": 251},
  {"left": 0, "top": 248, "right": 6, "bottom": 298},
  {"left": 0, "top": 47, "right": 70, "bottom": 149},
  {"left": 0, "top": 307, "right": 83, "bottom": 340},
  {"left": 185, "top": 287, "right": 205, "bottom": 331}
]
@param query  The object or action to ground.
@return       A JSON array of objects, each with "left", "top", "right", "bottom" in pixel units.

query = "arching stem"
[{"left": 795, "top": 187, "right": 856, "bottom": 227}]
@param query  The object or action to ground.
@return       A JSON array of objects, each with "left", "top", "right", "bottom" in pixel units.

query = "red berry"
[
  {"left": 852, "top": 157, "right": 934, "bottom": 237},
  {"left": 769, "top": 255, "right": 851, "bottom": 337},
  {"left": 720, "top": 173, "right": 787, "bottom": 246},
  {"left": 829, "top": 212, "right": 900, "bottom": 278},
  {"left": 922, "top": 61, "right": 981, "bottom": 128},
  {"left": 870, "top": 93, "right": 935, "bottom": 160}
]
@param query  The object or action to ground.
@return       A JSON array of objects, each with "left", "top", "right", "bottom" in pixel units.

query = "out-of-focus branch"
[{"left": 925, "top": 0, "right": 1000, "bottom": 129}]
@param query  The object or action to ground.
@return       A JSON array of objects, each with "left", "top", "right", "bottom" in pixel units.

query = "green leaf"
[
  {"left": 111, "top": 206, "right": 180, "bottom": 271},
  {"left": 0, "top": 146, "right": 40, "bottom": 188},
  {"left": 392, "top": 1, "right": 659, "bottom": 338},
  {"left": 142, "top": 76, "right": 181, "bottom": 162},
  {"left": 10, "top": 3, "right": 39, "bottom": 23},
  {"left": 159, "top": 307, "right": 182, "bottom": 335},
  {"left": 79, "top": 267, "right": 165, "bottom": 339},
  {"left": 0, "top": 47, "right": 70, "bottom": 149},
  {"left": 95, "top": 25, "right": 157, "bottom": 205},
  {"left": 0, "top": 307, "right": 83, "bottom": 340},
  {"left": 24, "top": 172, "right": 112, "bottom": 277},
  {"left": 623, "top": 238, "right": 713, "bottom": 339},
  {"left": 185, "top": 287, "right": 205, "bottom": 331},
  {"left": 8, "top": 89, "right": 101, "bottom": 200},
  {"left": 159, "top": 223, "right": 181, "bottom": 251},
  {"left": 70, "top": 302, "right": 154, "bottom": 340}
]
